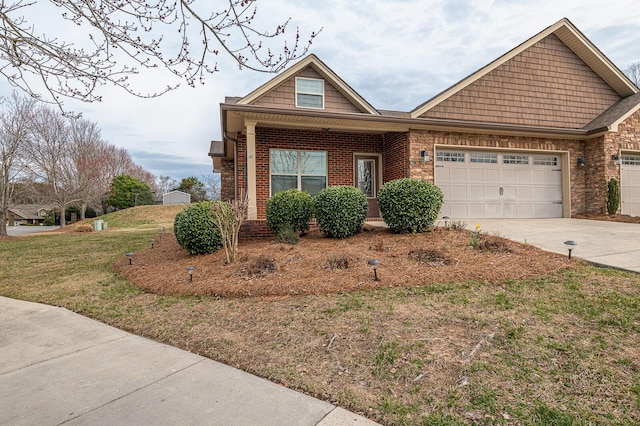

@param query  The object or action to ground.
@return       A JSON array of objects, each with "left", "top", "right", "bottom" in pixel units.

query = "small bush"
[
  {"left": 266, "top": 189, "right": 313, "bottom": 234},
  {"left": 314, "top": 186, "right": 368, "bottom": 238},
  {"left": 173, "top": 201, "right": 223, "bottom": 255},
  {"left": 607, "top": 178, "right": 620, "bottom": 215},
  {"left": 276, "top": 224, "right": 299, "bottom": 244},
  {"left": 74, "top": 224, "right": 94, "bottom": 233},
  {"left": 378, "top": 178, "right": 443, "bottom": 233}
]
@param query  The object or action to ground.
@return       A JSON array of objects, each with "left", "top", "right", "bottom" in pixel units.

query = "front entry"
[{"left": 355, "top": 154, "right": 381, "bottom": 218}]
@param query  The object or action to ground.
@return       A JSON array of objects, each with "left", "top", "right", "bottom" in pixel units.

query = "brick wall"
[
  {"left": 383, "top": 132, "right": 408, "bottom": 182},
  {"left": 220, "top": 159, "right": 235, "bottom": 202},
  {"left": 243, "top": 127, "right": 384, "bottom": 220}
]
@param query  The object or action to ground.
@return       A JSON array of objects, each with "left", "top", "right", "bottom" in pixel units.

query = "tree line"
[{"left": 0, "top": 92, "right": 157, "bottom": 235}]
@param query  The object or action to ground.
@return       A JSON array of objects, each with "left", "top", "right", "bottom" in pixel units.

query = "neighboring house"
[
  {"left": 163, "top": 190, "right": 191, "bottom": 205},
  {"left": 209, "top": 18, "right": 640, "bottom": 236},
  {"left": 6, "top": 204, "right": 54, "bottom": 226}
]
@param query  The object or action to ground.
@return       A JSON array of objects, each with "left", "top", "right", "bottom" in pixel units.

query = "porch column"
[{"left": 245, "top": 120, "right": 258, "bottom": 220}]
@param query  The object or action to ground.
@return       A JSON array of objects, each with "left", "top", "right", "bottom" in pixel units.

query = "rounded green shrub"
[
  {"left": 314, "top": 186, "right": 368, "bottom": 238},
  {"left": 265, "top": 189, "right": 314, "bottom": 234},
  {"left": 607, "top": 178, "right": 620, "bottom": 215},
  {"left": 378, "top": 178, "right": 443, "bottom": 233},
  {"left": 173, "top": 201, "right": 223, "bottom": 255}
]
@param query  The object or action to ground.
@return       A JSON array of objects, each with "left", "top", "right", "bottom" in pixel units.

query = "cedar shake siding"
[
  {"left": 253, "top": 67, "right": 364, "bottom": 114},
  {"left": 420, "top": 34, "right": 621, "bottom": 128}
]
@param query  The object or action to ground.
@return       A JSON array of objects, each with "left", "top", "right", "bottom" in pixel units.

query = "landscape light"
[
  {"left": 367, "top": 259, "right": 379, "bottom": 281},
  {"left": 564, "top": 240, "right": 577, "bottom": 260},
  {"left": 149, "top": 239, "right": 155, "bottom": 249},
  {"left": 126, "top": 252, "right": 133, "bottom": 265},
  {"left": 186, "top": 266, "right": 196, "bottom": 282}
]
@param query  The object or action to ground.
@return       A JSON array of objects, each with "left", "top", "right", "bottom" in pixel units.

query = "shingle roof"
[
  {"left": 8, "top": 204, "right": 54, "bottom": 220},
  {"left": 583, "top": 92, "right": 640, "bottom": 132}
]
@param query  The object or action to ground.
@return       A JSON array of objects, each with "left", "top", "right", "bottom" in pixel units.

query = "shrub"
[
  {"left": 276, "top": 224, "right": 299, "bottom": 244},
  {"left": 85, "top": 207, "right": 98, "bottom": 218},
  {"left": 265, "top": 189, "right": 314, "bottom": 234},
  {"left": 173, "top": 201, "right": 223, "bottom": 255},
  {"left": 607, "top": 178, "right": 620, "bottom": 215},
  {"left": 314, "top": 186, "right": 368, "bottom": 238},
  {"left": 377, "top": 178, "right": 443, "bottom": 233}
]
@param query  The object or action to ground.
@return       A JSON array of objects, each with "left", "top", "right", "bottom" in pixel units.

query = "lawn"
[{"left": 1, "top": 206, "right": 639, "bottom": 425}]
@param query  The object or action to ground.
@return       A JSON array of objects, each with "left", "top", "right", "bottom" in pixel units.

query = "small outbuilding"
[{"left": 162, "top": 190, "right": 191, "bottom": 205}]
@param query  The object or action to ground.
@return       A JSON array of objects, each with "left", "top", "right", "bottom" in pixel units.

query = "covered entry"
[{"left": 434, "top": 149, "right": 564, "bottom": 219}]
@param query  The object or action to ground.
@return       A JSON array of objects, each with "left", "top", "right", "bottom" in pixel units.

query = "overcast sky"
[{"left": 2, "top": 1, "right": 639, "bottom": 180}]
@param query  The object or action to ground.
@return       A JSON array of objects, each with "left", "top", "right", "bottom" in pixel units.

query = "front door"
[{"left": 355, "top": 155, "right": 380, "bottom": 218}]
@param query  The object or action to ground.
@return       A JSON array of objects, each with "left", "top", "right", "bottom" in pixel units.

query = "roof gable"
[
  {"left": 237, "top": 54, "right": 379, "bottom": 115},
  {"left": 411, "top": 18, "right": 638, "bottom": 122}
]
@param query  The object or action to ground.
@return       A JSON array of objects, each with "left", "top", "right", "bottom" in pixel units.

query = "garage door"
[
  {"left": 435, "top": 150, "right": 563, "bottom": 218},
  {"left": 620, "top": 154, "right": 640, "bottom": 217}
]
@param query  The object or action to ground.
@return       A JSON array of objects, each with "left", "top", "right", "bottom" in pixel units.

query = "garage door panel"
[
  {"left": 621, "top": 162, "right": 640, "bottom": 217},
  {"left": 435, "top": 148, "right": 564, "bottom": 219}
]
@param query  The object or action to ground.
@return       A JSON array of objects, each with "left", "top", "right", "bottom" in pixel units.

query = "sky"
[{"left": 2, "top": 0, "right": 639, "bottom": 181}]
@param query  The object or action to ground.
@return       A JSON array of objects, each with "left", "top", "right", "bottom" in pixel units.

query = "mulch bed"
[{"left": 114, "top": 227, "right": 577, "bottom": 298}]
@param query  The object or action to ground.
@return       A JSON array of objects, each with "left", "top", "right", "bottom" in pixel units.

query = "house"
[
  {"left": 209, "top": 18, "right": 640, "bottom": 236},
  {"left": 6, "top": 204, "right": 54, "bottom": 226},
  {"left": 162, "top": 190, "right": 191, "bottom": 205}
]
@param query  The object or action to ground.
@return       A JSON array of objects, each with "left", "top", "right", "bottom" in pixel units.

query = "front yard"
[{"left": 1, "top": 207, "right": 639, "bottom": 425}]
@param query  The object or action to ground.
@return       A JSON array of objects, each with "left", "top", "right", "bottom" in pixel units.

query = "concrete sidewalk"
[
  {"left": 468, "top": 218, "right": 640, "bottom": 273},
  {"left": 0, "top": 296, "right": 379, "bottom": 426}
]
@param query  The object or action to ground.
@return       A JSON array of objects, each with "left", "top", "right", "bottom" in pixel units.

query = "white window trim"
[
  {"left": 295, "top": 77, "right": 325, "bottom": 109},
  {"left": 269, "top": 149, "right": 328, "bottom": 196}
]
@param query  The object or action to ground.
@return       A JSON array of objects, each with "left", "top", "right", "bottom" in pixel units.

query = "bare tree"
[
  {"left": 625, "top": 62, "right": 640, "bottom": 87},
  {"left": 156, "top": 175, "right": 179, "bottom": 200},
  {"left": 201, "top": 173, "right": 221, "bottom": 200},
  {"left": 0, "top": 1, "right": 319, "bottom": 108},
  {"left": 27, "top": 105, "right": 80, "bottom": 227},
  {"left": 69, "top": 117, "right": 107, "bottom": 219},
  {"left": 0, "top": 92, "right": 36, "bottom": 236}
]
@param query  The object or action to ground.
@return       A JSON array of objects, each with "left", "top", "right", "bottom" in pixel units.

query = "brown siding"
[
  {"left": 383, "top": 132, "right": 409, "bottom": 182},
  {"left": 407, "top": 130, "right": 596, "bottom": 215},
  {"left": 253, "top": 67, "right": 363, "bottom": 113},
  {"left": 421, "top": 34, "right": 621, "bottom": 129}
]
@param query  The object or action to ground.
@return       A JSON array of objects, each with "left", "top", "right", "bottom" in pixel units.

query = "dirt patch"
[
  {"left": 573, "top": 213, "right": 640, "bottom": 224},
  {"left": 114, "top": 227, "right": 577, "bottom": 298}
]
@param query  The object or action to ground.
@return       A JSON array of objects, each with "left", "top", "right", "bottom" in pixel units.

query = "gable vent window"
[{"left": 296, "top": 77, "right": 324, "bottom": 109}]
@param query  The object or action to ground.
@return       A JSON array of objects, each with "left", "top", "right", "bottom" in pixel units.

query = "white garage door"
[
  {"left": 621, "top": 154, "right": 640, "bottom": 217},
  {"left": 435, "top": 150, "right": 563, "bottom": 218}
]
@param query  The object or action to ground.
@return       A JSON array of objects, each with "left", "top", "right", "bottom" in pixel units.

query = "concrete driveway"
[
  {"left": 468, "top": 218, "right": 640, "bottom": 273},
  {"left": 7, "top": 225, "right": 60, "bottom": 236}
]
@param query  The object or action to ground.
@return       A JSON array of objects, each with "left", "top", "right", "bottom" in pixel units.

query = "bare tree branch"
[
  {"left": 625, "top": 61, "right": 640, "bottom": 87},
  {"left": 0, "top": 0, "right": 320, "bottom": 110}
]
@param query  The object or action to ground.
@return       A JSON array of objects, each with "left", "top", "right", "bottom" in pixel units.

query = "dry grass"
[{"left": 3, "top": 207, "right": 640, "bottom": 425}]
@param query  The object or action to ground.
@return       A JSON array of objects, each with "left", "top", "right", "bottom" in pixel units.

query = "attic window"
[{"left": 296, "top": 77, "right": 324, "bottom": 109}]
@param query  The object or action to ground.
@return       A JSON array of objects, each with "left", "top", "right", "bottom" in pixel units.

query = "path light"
[
  {"left": 442, "top": 215, "right": 450, "bottom": 228},
  {"left": 564, "top": 240, "right": 577, "bottom": 260},
  {"left": 367, "top": 259, "right": 379, "bottom": 281},
  {"left": 186, "top": 266, "right": 196, "bottom": 282},
  {"left": 126, "top": 252, "right": 133, "bottom": 265},
  {"left": 158, "top": 228, "right": 163, "bottom": 240},
  {"left": 149, "top": 239, "right": 155, "bottom": 249}
]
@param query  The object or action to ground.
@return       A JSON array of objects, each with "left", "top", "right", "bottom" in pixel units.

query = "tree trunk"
[
  {"left": 80, "top": 202, "right": 87, "bottom": 220},
  {"left": 0, "top": 207, "right": 7, "bottom": 237}
]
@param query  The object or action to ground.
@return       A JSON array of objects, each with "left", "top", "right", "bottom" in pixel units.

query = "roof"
[
  {"left": 237, "top": 54, "right": 380, "bottom": 115},
  {"left": 411, "top": 18, "right": 638, "bottom": 118},
  {"left": 584, "top": 92, "right": 640, "bottom": 132},
  {"left": 162, "top": 190, "right": 190, "bottom": 197},
  {"left": 8, "top": 204, "right": 54, "bottom": 220}
]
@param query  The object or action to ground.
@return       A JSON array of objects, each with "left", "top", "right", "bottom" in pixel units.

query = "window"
[
  {"left": 296, "top": 78, "right": 324, "bottom": 109},
  {"left": 436, "top": 151, "right": 465, "bottom": 162},
  {"left": 533, "top": 155, "right": 558, "bottom": 166},
  {"left": 621, "top": 155, "right": 640, "bottom": 165},
  {"left": 270, "top": 149, "right": 327, "bottom": 196},
  {"left": 503, "top": 154, "right": 529, "bottom": 165},
  {"left": 470, "top": 153, "right": 498, "bottom": 163}
]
